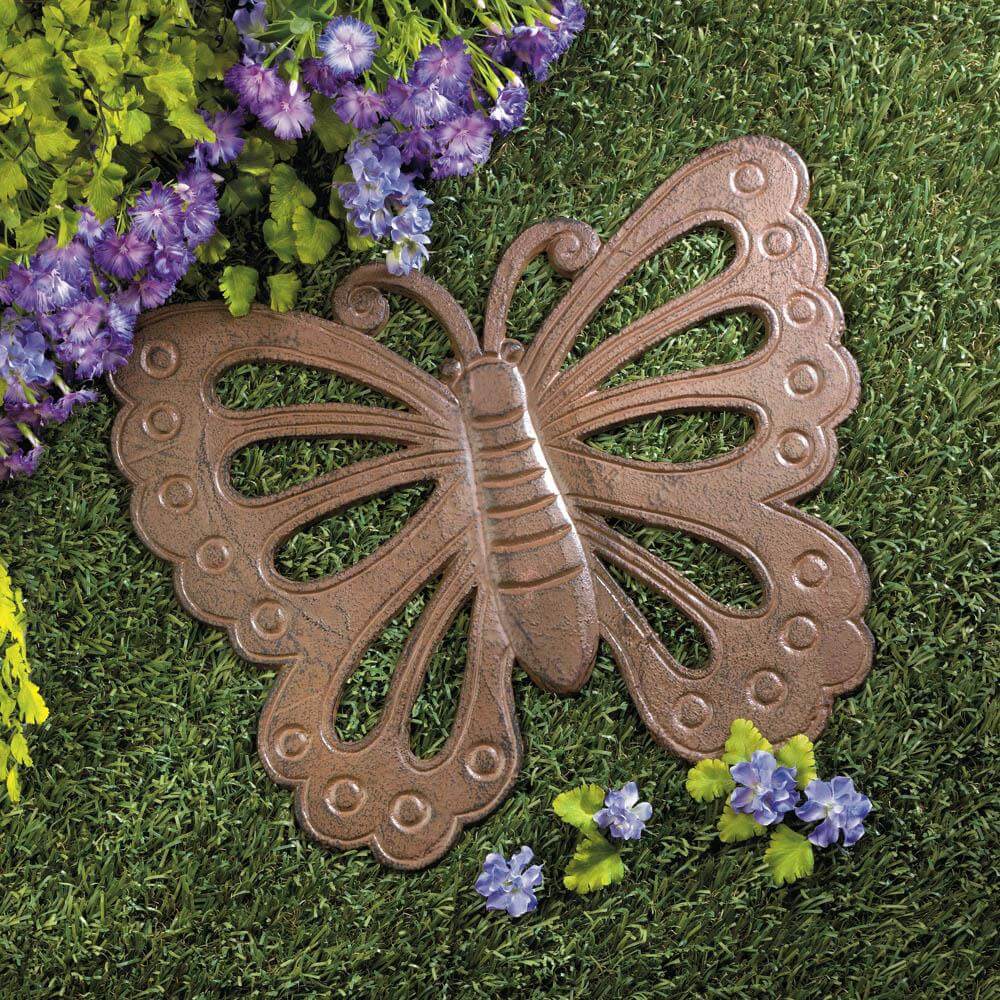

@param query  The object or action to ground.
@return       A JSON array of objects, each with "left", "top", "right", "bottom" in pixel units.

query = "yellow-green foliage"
[
  {"left": 0, "top": 0, "right": 232, "bottom": 260},
  {"left": 0, "top": 555, "right": 47, "bottom": 802}
]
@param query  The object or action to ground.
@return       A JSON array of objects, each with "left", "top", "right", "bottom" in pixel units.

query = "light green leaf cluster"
[
  {"left": 687, "top": 719, "right": 824, "bottom": 885},
  {"left": 219, "top": 265, "right": 258, "bottom": 318},
  {"left": 0, "top": 556, "right": 48, "bottom": 804},
  {"left": 552, "top": 783, "right": 630, "bottom": 896},
  {"left": 0, "top": 0, "right": 233, "bottom": 259}
]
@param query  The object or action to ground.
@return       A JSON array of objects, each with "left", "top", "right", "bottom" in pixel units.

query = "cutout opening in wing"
[
  {"left": 274, "top": 480, "right": 435, "bottom": 583},
  {"left": 333, "top": 571, "right": 443, "bottom": 743},
  {"left": 584, "top": 408, "right": 756, "bottom": 465},
  {"left": 561, "top": 225, "right": 736, "bottom": 372},
  {"left": 215, "top": 359, "right": 408, "bottom": 411},
  {"left": 408, "top": 593, "right": 473, "bottom": 759},
  {"left": 606, "top": 517, "right": 764, "bottom": 611},
  {"left": 601, "top": 557, "right": 711, "bottom": 675},
  {"left": 231, "top": 438, "right": 400, "bottom": 498}
]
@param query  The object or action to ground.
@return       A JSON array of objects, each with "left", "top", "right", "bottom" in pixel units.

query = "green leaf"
[
  {"left": 195, "top": 231, "right": 229, "bottom": 264},
  {"left": 267, "top": 272, "right": 300, "bottom": 312},
  {"left": 9, "top": 731, "right": 31, "bottom": 766},
  {"left": 776, "top": 734, "right": 818, "bottom": 789},
  {"left": 72, "top": 35, "right": 123, "bottom": 87},
  {"left": 552, "top": 783, "right": 605, "bottom": 834},
  {"left": 144, "top": 57, "right": 194, "bottom": 109},
  {"left": 269, "top": 163, "right": 314, "bottom": 224},
  {"left": 718, "top": 803, "right": 766, "bottom": 843},
  {"left": 722, "top": 718, "right": 772, "bottom": 765},
  {"left": 166, "top": 103, "right": 213, "bottom": 142},
  {"left": 33, "top": 120, "right": 77, "bottom": 160},
  {"left": 6, "top": 764, "right": 19, "bottom": 803},
  {"left": 55, "top": 206, "right": 81, "bottom": 246},
  {"left": 236, "top": 137, "right": 275, "bottom": 176},
  {"left": 219, "top": 265, "right": 258, "bottom": 317},
  {"left": 765, "top": 825, "right": 815, "bottom": 885},
  {"left": 262, "top": 217, "right": 296, "bottom": 264},
  {"left": 311, "top": 95, "right": 353, "bottom": 153},
  {"left": 292, "top": 205, "right": 338, "bottom": 265},
  {"left": 83, "top": 161, "right": 126, "bottom": 219},
  {"left": 119, "top": 108, "right": 152, "bottom": 144},
  {"left": 0, "top": 161, "right": 27, "bottom": 201},
  {"left": 563, "top": 834, "right": 626, "bottom": 894},
  {"left": 686, "top": 758, "right": 735, "bottom": 802}
]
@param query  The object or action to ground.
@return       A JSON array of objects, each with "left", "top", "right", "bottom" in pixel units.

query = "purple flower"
[
  {"left": 135, "top": 274, "right": 176, "bottom": 309},
  {"left": 34, "top": 388, "right": 98, "bottom": 425},
  {"left": 94, "top": 230, "right": 153, "bottom": 280},
  {"left": 551, "top": 0, "right": 587, "bottom": 55},
  {"left": 76, "top": 207, "right": 115, "bottom": 248},
  {"left": 151, "top": 239, "right": 195, "bottom": 283},
  {"left": 194, "top": 110, "right": 246, "bottom": 167},
  {"left": 434, "top": 113, "right": 494, "bottom": 157},
  {"left": 0, "top": 317, "right": 55, "bottom": 386},
  {"left": 509, "top": 23, "right": 559, "bottom": 80},
  {"left": 385, "top": 78, "right": 457, "bottom": 127},
  {"left": 301, "top": 57, "right": 343, "bottom": 99},
  {"left": 796, "top": 777, "right": 872, "bottom": 848},
  {"left": 0, "top": 416, "right": 22, "bottom": 450},
  {"left": 491, "top": 84, "right": 528, "bottom": 133},
  {"left": 319, "top": 16, "right": 378, "bottom": 78},
  {"left": 225, "top": 60, "right": 282, "bottom": 115},
  {"left": 474, "top": 847, "right": 543, "bottom": 917},
  {"left": 386, "top": 231, "right": 430, "bottom": 275},
  {"left": 174, "top": 167, "right": 221, "bottom": 247},
  {"left": 395, "top": 127, "right": 437, "bottom": 170},
  {"left": 729, "top": 750, "right": 800, "bottom": 826},
  {"left": 335, "top": 83, "right": 386, "bottom": 129},
  {"left": 594, "top": 781, "right": 653, "bottom": 841},
  {"left": 232, "top": 0, "right": 270, "bottom": 62},
  {"left": 0, "top": 444, "right": 42, "bottom": 479},
  {"left": 129, "top": 182, "right": 183, "bottom": 243},
  {"left": 58, "top": 298, "right": 107, "bottom": 343},
  {"left": 413, "top": 37, "right": 473, "bottom": 99},
  {"left": 259, "top": 82, "right": 315, "bottom": 140}
]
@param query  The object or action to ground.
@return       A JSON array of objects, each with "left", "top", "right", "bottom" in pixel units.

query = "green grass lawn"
[{"left": 1, "top": 1, "right": 997, "bottom": 996}]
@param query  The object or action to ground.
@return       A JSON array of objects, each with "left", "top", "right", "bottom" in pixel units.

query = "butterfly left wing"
[
  {"left": 110, "top": 290, "right": 521, "bottom": 868},
  {"left": 498, "top": 136, "right": 872, "bottom": 758}
]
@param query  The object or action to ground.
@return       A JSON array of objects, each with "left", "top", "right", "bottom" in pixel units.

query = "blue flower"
[
  {"left": 319, "top": 16, "right": 378, "bottom": 78},
  {"left": 594, "top": 781, "right": 653, "bottom": 841},
  {"left": 491, "top": 84, "right": 528, "bottom": 133},
  {"left": 795, "top": 777, "right": 872, "bottom": 847},
  {"left": 0, "top": 313, "right": 55, "bottom": 386},
  {"left": 475, "top": 846, "right": 543, "bottom": 917},
  {"left": 413, "top": 37, "right": 473, "bottom": 99},
  {"left": 729, "top": 750, "right": 800, "bottom": 825}
]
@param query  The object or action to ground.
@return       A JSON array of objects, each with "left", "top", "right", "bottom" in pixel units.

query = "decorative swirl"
[
  {"left": 331, "top": 271, "right": 390, "bottom": 333},
  {"left": 331, "top": 262, "right": 481, "bottom": 362},
  {"left": 483, "top": 219, "right": 601, "bottom": 353}
]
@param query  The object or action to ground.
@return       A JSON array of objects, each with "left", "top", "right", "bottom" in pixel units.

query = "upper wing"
[
  {"left": 523, "top": 136, "right": 871, "bottom": 757},
  {"left": 110, "top": 300, "right": 521, "bottom": 866}
]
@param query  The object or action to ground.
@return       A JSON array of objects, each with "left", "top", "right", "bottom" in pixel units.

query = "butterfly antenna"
[
  {"left": 483, "top": 219, "right": 601, "bottom": 354},
  {"left": 332, "top": 262, "right": 483, "bottom": 362}
]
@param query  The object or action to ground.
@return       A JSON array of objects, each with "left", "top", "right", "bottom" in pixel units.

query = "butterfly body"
[
  {"left": 110, "top": 137, "right": 872, "bottom": 869},
  {"left": 452, "top": 340, "right": 598, "bottom": 695}
]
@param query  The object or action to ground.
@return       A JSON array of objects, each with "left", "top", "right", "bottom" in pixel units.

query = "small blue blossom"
[
  {"left": 475, "top": 846, "right": 543, "bottom": 917},
  {"left": 594, "top": 781, "right": 653, "bottom": 841},
  {"left": 729, "top": 750, "right": 800, "bottom": 825},
  {"left": 795, "top": 776, "right": 872, "bottom": 847}
]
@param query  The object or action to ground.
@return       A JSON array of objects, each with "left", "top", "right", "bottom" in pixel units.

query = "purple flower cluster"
[
  {"left": 729, "top": 750, "right": 872, "bottom": 847},
  {"left": 483, "top": 1, "right": 587, "bottom": 81},
  {"left": 225, "top": 7, "right": 585, "bottom": 275},
  {"left": 0, "top": 119, "right": 239, "bottom": 480}
]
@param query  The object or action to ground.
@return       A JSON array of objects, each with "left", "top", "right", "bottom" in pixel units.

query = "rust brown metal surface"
[{"left": 109, "top": 136, "right": 873, "bottom": 869}]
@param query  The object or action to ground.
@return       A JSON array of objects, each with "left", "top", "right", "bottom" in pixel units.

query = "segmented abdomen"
[{"left": 463, "top": 365, "right": 598, "bottom": 693}]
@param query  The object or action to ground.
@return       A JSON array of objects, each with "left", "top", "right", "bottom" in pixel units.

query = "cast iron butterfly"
[{"left": 110, "top": 137, "right": 872, "bottom": 869}]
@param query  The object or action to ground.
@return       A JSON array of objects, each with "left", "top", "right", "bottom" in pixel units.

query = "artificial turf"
[{"left": 1, "top": 1, "right": 998, "bottom": 996}]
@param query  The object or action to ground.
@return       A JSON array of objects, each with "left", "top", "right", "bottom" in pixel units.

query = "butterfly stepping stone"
[{"left": 110, "top": 135, "right": 872, "bottom": 869}]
